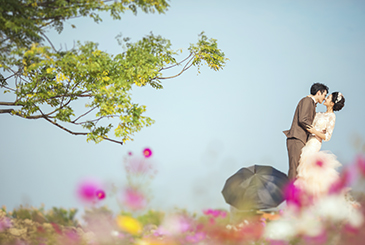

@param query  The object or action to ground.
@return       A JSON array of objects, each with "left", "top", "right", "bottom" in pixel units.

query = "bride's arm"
[
  {"left": 306, "top": 125, "right": 326, "bottom": 141},
  {"left": 306, "top": 114, "right": 336, "bottom": 141}
]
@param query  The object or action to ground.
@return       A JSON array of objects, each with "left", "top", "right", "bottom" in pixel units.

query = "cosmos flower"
[
  {"left": 123, "top": 188, "right": 146, "bottom": 210},
  {"left": 143, "top": 148, "right": 152, "bottom": 158},
  {"left": 284, "top": 181, "right": 304, "bottom": 208},
  {"left": 203, "top": 209, "right": 227, "bottom": 218},
  {"left": 76, "top": 179, "right": 101, "bottom": 203},
  {"left": 96, "top": 190, "right": 106, "bottom": 200},
  {"left": 124, "top": 156, "right": 153, "bottom": 175}
]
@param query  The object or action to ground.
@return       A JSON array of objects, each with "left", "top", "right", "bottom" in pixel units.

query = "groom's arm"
[{"left": 298, "top": 98, "right": 314, "bottom": 131}]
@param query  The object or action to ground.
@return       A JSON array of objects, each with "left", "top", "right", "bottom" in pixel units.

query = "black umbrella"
[{"left": 221, "top": 165, "right": 289, "bottom": 210}]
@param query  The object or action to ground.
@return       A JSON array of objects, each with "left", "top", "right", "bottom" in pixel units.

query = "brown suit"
[{"left": 284, "top": 96, "right": 316, "bottom": 180}]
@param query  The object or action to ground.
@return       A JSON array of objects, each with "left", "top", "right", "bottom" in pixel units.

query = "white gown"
[{"left": 294, "top": 112, "right": 341, "bottom": 197}]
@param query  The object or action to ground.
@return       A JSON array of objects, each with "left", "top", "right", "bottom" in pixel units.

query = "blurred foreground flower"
[
  {"left": 96, "top": 190, "right": 106, "bottom": 200},
  {"left": 116, "top": 215, "right": 142, "bottom": 235},
  {"left": 77, "top": 179, "right": 103, "bottom": 203},
  {"left": 123, "top": 188, "right": 147, "bottom": 210},
  {"left": 284, "top": 181, "right": 305, "bottom": 208},
  {"left": 143, "top": 148, "right": 152, "bottom": 158},
  {"left": 125, "top": 156, "right": 155, "bottom": 176},
  {"left": 0, "top": 216, "right": 11, "bottom": 231},
  {"left": 356, "top": 155, "right": 365, "bottom": 177},
  {"left": 156, "top": 214, "right": 192, "bottom": 236},
  {"left": 203, "top": 209, "right": 227, "bottom": 218}
]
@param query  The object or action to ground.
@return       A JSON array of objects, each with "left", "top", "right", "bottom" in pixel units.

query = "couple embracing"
[{"left": 284, "top": 83, "right": 345, "bottom": 198}]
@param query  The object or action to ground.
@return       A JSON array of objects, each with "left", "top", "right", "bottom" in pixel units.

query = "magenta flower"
[
  {"left": 123, "top": 188, "right": 146, "bottom": 210},
  {"left": 96, "top": 189, "right": 106, "bottom": 200},
  {"left": 76, "top": 179, "right": 101, "bottom": 203},
  {"left": 203, "top": 209, "right": 227, "bottom": 218},
  {"left": 143, "top": 148, "right": 152, "bottom": 158},
  {"left": 284, "top": 181, "right": 304, "bottom": 208}
]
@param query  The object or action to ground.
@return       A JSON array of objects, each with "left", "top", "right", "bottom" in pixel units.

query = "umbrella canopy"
[{"left": 222, "top": 165, "right": 289, "bottom": 210}]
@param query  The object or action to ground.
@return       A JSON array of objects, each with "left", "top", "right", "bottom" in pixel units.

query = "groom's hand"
[{"left": 306, "top": 125, "right": 315, "bottom": 134}]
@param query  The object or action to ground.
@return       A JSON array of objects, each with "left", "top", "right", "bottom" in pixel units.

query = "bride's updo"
[{"left": 331, "top": 92, "right": 345, "bottom": 111}]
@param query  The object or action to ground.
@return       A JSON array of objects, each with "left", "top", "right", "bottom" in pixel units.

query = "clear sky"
[{"left": 1, "top": 0, "right": 365, "bottom": 214}]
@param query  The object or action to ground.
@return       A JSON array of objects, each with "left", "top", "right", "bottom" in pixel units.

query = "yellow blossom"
[{"left": 116, "top": 215, "right": 142, "bottom": 235}]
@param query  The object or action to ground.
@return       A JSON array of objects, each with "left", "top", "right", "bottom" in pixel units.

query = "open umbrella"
[{"left": 221, "top": 165, "right": 289, "bottom": 210}]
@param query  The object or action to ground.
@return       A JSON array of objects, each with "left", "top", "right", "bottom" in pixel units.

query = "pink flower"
[
  {"left": 284, "top": 181, "right": 304, "bottom": 208},
  {"left": 143, "top": 148, "right": 152, "bottom": 158},
  {"left": 123, "top": 188, "right": 146, "bottom": 210},
  {"left": 203, "top": 209, "right": 227, "bottom": 218},
  {"left": 64, "top": 230, "right": 80, "bottom": 243},
  {"left": 0, "top": 217, "right": 11, "bottom": 231},
  {"left": 96, "top": 189, "right": 106, "bottom": 200},
  {"left": 124, "top": 157, "right": 153, "bottom": 175},
  {"left": 329, "top": 164, "right": 357, "bottom": 194},
  {"left": 303, "top": 230, "right": 327, "bottom": 244},
  {"left": 76, "top": 179, "right": 101, "bottom": 203},
  {"left": 356, "top": 155, "right": 365, "bottom": 177},
  {"left": 51, "top": 223, "right": 62, "bottom": 235},
  {"left": 185, "top": 231, "right": 206, "bottom": 243},
  {"left": 343, "top": 222, "right": 361, "bottom": 234}
]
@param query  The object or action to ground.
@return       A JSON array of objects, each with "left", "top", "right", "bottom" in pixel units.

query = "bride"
[{"left": 294, "top": 91, "right": 345, "bottom": 198}]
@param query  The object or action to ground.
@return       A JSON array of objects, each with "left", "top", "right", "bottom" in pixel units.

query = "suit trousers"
[{"left": 286, "top": 138, "right": 305, "bottom": 181}]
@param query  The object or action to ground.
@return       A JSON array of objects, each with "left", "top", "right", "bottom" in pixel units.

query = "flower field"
[{"left": 1, "top": 150, "right": 365, "bottom": 245}]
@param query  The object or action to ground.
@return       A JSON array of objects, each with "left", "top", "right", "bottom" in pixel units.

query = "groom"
[{"left": 284, "top": 83, "right": 329, "bottom": 180}]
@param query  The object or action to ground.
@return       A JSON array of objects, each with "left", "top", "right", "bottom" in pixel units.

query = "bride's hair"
[{"left": 331, "top": 92, "right": 345, "bottom": 111}]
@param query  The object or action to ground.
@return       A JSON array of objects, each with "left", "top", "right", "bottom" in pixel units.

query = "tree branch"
[
  {"left": 157, "top": 55, "right": 195, "bottom": 80},
  {"left": 0, "top": 102, "right": 18, "bottom": 106},
  {"left": 71, "top": 106, "right": 97, "bottom": 123},
  {"left": 159, "top": 53, "right": 193, "bottom": 72},
  {"left": 101, "top": 137, "right": 124, "bottom": 145},
  {"left": 0, "top": 109, "right": 14, "bottom": 114},
  {"left": 41, "top": 32, "right": 57, "bottom": 52},
  {"left": 42, "top": 116, "right": 88, "bottom": 136}
]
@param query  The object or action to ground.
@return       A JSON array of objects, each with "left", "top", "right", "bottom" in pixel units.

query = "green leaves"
[
  {"left": 0, "top": 1, "right": 227, "bottom": 145},
  {"left": 189, "top": 32, "right": 227, "bottom": 72}
]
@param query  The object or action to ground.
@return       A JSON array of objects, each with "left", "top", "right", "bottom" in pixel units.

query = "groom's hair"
[{"left": 310, "top": 83, "right": 329, "bottom": 96}]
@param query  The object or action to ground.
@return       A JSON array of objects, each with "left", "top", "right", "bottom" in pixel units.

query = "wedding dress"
[{"left": 294, "top": 112, "right": 341, "bottom": 197}]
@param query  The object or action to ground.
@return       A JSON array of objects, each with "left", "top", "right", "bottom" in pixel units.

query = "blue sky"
[{"left": 1, "top": 0, "right": 365, "bottom": 214}]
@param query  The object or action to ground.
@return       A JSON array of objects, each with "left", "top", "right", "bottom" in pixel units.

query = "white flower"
[
  {"left": 347, "top": 207, "right": 364, "bottom": 228},
  {"left": 110, "top": 230, "right": 119, "bottom": 237},
  {"left": 264, "top": 219, "right": 296, "bottom": 240},
  {"left": 314, "top": 195, "right": 348, "bottom": 221},
  {"left": 296, "top": 208, "right": 323, "bottom": 237}
]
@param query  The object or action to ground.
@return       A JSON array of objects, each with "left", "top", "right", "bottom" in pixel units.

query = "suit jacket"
[{"left": 283, "top": 96, "right": 316, "bottom": 144}]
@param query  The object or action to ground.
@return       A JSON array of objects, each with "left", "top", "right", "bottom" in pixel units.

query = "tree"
[{"left": 0, "top": 0, "right": 227, "bottom": 145}]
